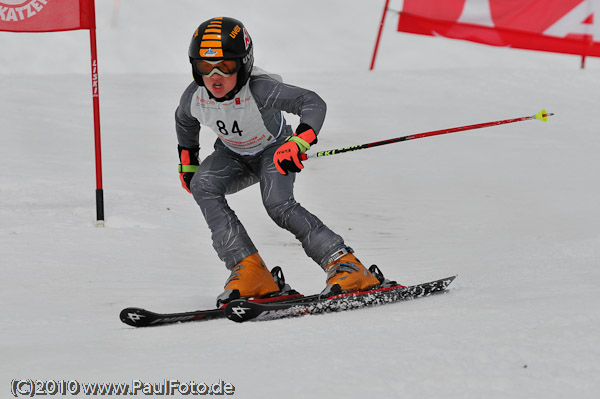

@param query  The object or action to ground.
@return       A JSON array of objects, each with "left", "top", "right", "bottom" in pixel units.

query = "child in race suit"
[{"left": 175, "top": 17, "right": 380, "bottom": 305}]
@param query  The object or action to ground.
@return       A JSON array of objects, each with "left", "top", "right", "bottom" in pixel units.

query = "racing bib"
[{"left": 190, "top": 83, "right": 280, "bottom": 155}]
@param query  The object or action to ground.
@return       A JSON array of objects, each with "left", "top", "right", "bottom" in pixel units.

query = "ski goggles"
[{"left": 195, "top": 59, "right": 240, "bottom": 77}]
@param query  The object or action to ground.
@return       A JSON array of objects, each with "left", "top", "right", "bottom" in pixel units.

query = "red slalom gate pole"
[
  {"left": 370, "top": 0, "right": 391, "bottom": 70},
  {"left": 89, "top": 25, "right": 105, "bottom": 227},
  {"left": 304, "top": 110, "right": 554, "bottom": 160}
]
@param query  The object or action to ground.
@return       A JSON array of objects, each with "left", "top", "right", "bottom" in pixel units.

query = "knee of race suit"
[
  {"left": 189, "top": 175, "right": 226, "bottom": 205},
  {"left": 264, "top": 198, "right": 298, "bottom": 228}
]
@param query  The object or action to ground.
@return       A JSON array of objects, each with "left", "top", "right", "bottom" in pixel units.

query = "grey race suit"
[{"left": 175, "top": 67, "right": 345, "bottom": 270}]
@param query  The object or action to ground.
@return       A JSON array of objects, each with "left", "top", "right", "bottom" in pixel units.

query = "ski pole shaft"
[{"left": 303, "top": 109, "right": 553, "bottom": 160}]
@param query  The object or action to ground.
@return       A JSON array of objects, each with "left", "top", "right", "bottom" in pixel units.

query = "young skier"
[{"left": 175, "top": 17, "right": 380, "bottom": 305}]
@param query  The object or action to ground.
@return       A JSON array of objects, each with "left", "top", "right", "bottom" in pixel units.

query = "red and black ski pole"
[{"left": 302, "top": 109, "right": 553, "bottom": 160}]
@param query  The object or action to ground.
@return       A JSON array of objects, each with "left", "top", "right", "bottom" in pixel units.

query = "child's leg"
[
  {"left": 258, "top": 147, "right": 345, "bottom": 270},
  {"left": 190, "top": 149, "right": 258, "bottom": 269}
]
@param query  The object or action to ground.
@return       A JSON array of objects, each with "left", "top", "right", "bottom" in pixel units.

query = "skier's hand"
[
  {"left": 180, "top": 172, "right": 195, "bottom": 193},
  {"left": 274, "top": 140, "right": 304, "bottom": 175},
  {"left": 273, "top": 125, "right": 317, "bottom": 176},
  {"left": 178, "top": 145, "right": 200, "bottom": 193}
]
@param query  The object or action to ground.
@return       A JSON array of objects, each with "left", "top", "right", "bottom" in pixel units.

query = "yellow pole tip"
[{"left": 535, "top": 109, "right": 548, "bottom": 122}]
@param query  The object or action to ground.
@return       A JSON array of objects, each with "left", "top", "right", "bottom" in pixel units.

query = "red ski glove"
[
  {"left": 273, "top": 125, "right": 317, "bottom": 176},
  {"left": 178, "top": 145, "right": 199, "bottom": 193}
]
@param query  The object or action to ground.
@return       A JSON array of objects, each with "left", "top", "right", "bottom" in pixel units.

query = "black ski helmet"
[{"left": 188, "top": 17, "right": 254, "bottom": 98}]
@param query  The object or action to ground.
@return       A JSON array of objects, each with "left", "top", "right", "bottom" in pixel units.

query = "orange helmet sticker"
[
  {"left": 200, "top": 40, "right": 222, "bottom": 48},
  {"left": 200, "top": 18, "right": 225, "bottom": 57}
]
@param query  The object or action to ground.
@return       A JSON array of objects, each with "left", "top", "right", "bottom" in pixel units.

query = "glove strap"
[
  {"left": 288, "top": 126, "right": 318, "bottom": 153},
  {"left": 286, "top": 136, "right": 311, "bottom": 153},
  {"left": 178, "top": 164, "right": 199, "bottom": 173}
]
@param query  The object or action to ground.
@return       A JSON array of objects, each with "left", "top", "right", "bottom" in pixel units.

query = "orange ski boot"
[
  {"left": 322, "top": 248, "right": 381, "bottom": 297},
  {"left": 216, "top": 253, "right": 280, "bottom": 306}
]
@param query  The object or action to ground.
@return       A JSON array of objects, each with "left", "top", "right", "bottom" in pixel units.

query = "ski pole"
[{"left": 302, "top": 109, "right": 553, "bottom": 160}]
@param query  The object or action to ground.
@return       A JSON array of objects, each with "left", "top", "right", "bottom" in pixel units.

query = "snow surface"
[{"left": 1, "top": 0, "right": 599, "bottom": 398}]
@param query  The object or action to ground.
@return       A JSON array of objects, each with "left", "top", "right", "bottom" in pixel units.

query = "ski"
[
  {"left": 119, "top": 292, "right": 305, "bottom": 327},
  {"left": 119, "top": 266, "right": 303, "bottom": 328},
  {"left": 120, "top": 306, "right": 225, "bottom": 327},
  {"left": 224, "top": 275, "right": 456, "bottom": 323}
]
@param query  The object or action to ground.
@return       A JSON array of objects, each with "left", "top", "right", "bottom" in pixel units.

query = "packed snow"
[{"left": 1, "top": 1, "right": 599, "bottom": 398}]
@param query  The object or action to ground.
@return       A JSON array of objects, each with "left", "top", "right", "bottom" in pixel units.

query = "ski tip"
[
  {"left": 535, "top": 109, "right": 553, "bottom": 122},
  {"left": 435, "top": 275, "right": 457, "bottom": 289},
  {"left": 119, "top": 307, "right": 154, "bottom": 327}
]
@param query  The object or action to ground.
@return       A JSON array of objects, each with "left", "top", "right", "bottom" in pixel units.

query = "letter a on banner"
[{"left": 0, "top": 0, "right": 105, "bottom": 226}]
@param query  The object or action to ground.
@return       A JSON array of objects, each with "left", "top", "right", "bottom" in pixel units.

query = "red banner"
[
  {"left": 0, "top": 0, "right": 104, "bottom": 225},
  {"left": 0, "top": 0, "right": 95, "bottom": 32},
  {"left": 397, "top": 0, "right": 600, "bottom": 58}
]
